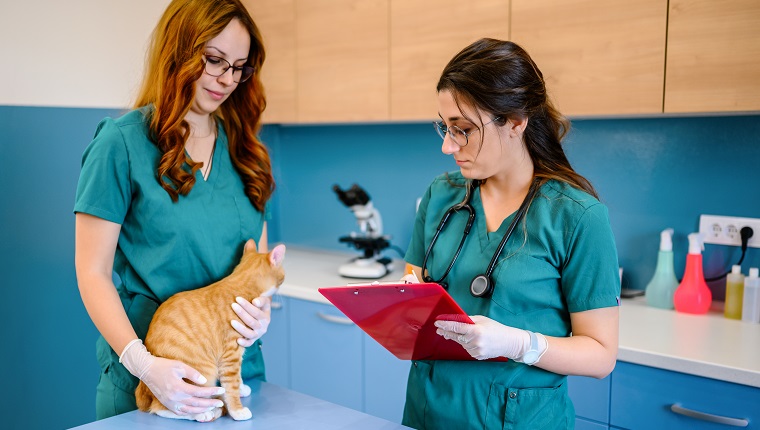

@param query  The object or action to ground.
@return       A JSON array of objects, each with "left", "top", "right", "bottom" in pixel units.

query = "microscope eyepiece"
[{"left": 333, "top": 183, "right": 370, "bottom": 207}]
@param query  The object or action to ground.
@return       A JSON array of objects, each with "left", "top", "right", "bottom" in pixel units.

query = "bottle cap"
[
  {"left": 732, "top": 265, "right": 742, "bottom": 275},
  {"left": 750, "top": 267, "right": 759, "bottom": 278},
  {"left": 660, "top": 228, "right": 674, "bottom": 252}
]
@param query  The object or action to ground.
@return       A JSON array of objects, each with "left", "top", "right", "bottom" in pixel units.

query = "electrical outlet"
[{"left": 699, "top": 215, "right": 760, "bottom": 248}]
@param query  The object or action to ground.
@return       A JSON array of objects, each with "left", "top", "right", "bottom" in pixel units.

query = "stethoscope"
[{"left": 421, "top": 179, "right": 539, "bottom": 298}]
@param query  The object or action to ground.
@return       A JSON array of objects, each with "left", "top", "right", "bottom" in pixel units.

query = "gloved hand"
[
  {"left": 434, "top": 315, "right": 547, "bottom": 362},
  {"left": 231, "top": 295, "right": 272, "bottom": 347},
  {"left": 120, "top": 339, "right": 225, "bottom": 415}
]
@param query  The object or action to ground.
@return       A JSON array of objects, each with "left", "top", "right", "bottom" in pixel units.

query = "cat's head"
[{"left": 239, "top": 240, "right": 286, "bottom": 294}]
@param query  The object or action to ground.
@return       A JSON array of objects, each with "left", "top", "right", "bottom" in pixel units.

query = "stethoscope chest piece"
[{"left": 470, "top": 274, "right": 493, "bottom": 297}]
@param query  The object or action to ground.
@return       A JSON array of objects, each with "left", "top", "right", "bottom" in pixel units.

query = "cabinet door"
[
  {"left": 664, "top": 0, "right": 760, "bottom": 113},
  {"left": 363, "top": 334, "right": 410, "bottom": 423},
  {"left": 289, "top": 298, "right": 364, "bottom": 411},
  {"left": 568, "top": 375, "right": 610, "bottom": 424},
  {"left": 611, "top": 361, "right": 760, "bottom": 429},
  {"left": 295, "top": 0, "right": 389, "bottom": 123},
  {"left": 244, "top": 0, "right": 297, "bottom": 123},
  {"left": 511, "top": 0, "right": 667, "bottom": 116},
  {"left": 389, "top": 0, "right": 510, "bottom": 121},
  {"left": 261, "top": 295, "right": 290, "bottom": 387}
]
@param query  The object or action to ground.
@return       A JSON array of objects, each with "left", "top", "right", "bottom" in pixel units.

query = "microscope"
[{"left": 333, "top": 183, "right": 392, "bottom": 278}]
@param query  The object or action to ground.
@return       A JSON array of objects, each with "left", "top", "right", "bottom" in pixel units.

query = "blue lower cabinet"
[
  {"left": 261, "top": 295, "right": 290, "bottom": 388},
  {"left": 289, "top": 298, "right": 364, "bottom": 411},
  {"left": 576, "top": 417, "right": 609, "bottom": 430},
  {"left": 611, "top": 361, "right": 760, "bottom": 429},
  {"left": 363, "top": 334, "right": 410, "bottom": 423},
  {"left": 568, "top": 374, "right": 611, "bottom": 424}
]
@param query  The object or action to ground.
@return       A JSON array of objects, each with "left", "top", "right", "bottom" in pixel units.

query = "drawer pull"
[
  {"left": 270, "top": 302, "right": 283, "bottom": 310},
  {"left": 317, "top": 312, "right": 354, "bottom": 325},
  {"left": 670, "top": 404, "right": 748, "bottom": 427}
]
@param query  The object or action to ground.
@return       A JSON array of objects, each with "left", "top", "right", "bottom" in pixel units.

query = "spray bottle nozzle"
[
  {"left": 687, "top": 233, "right": 704, "bottom": 255},
  {"left": 660, "top": 228, "right": 674, "bottom": 252}
]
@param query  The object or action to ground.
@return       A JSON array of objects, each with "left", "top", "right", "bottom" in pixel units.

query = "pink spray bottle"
[{"left": 674, "top": 233, "right": 712, "bottom": 314}]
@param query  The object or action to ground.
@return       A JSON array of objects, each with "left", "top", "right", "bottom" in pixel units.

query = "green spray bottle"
[{"left": 645, "top": 228, "right": 679, "bottom": 309}]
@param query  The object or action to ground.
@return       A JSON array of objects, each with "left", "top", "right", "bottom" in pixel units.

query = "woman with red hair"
[{"left": 74, "top": 0, "right": 274, "bottom": 419}]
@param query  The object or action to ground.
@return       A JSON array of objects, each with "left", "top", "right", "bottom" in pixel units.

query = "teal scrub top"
[
  {"left": 403, "top": 172, "right": 620, "bottom": 430},
  {"left": 74, "top": 107, "right": 271, "bottom": 395}
]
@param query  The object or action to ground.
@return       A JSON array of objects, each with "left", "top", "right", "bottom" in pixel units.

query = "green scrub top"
[
  {"left": 74, "top": 107, "right": 270, "bottom": 416},
  {"left": 403, "top": 172, "right": 620, "bottom": 430}
]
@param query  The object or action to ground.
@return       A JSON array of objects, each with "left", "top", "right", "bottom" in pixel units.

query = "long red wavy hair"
[{"left": 134, "top": 0, "right": 273, "bottom": 211}]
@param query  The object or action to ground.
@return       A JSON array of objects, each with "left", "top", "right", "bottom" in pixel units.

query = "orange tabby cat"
[{"left": 135, "top": 240, "right": 286, "bottom": 422}]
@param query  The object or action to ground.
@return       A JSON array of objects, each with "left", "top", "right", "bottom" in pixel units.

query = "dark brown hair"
[
  {"left": 437, "top": 38, "right": 597, "bottom": 198},
  {"left": 135, "top": 0, "right": 273, "bottom": 211}
]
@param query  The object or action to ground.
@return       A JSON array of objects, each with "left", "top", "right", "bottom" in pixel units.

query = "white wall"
[{"left": 0, "top": 0, "right": 170, "bottom": 108}]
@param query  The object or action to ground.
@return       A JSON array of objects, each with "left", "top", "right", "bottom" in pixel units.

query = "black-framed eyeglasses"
[
  {"left": 203, "top": 55, "right": 255, "bottom": 83},
  {"left": 433, "top": 116, "right": 501, "bottom": 147}
]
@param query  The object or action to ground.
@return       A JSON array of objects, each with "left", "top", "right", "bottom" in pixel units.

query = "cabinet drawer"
[
  {"left": 611, "top": 361, "right": 760, "bottom": 429},
  {"left": 569, "top": 375, "right": 610, "bottom": 423}
]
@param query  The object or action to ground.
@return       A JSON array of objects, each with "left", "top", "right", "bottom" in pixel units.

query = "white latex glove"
[
  {"left": 231, "top": 295, "right": 272, "bottom": 347},
  {"left": 435, "top": 315, "right": 546, "bottom": 362},
  {"left": 120, "top": 340, "right": 225, "bottom": 415}
]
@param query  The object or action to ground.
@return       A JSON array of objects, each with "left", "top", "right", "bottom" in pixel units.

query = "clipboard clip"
[
  {"left": 346, "top": 280, "right": 411, "bottom": 286},
  {"left": 346, "top": 280, "right": 410, "bottom": 294}
]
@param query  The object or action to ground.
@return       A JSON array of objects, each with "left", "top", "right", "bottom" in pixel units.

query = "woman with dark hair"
[
  {"left": 74, "top": 0, "right": 274, "bottom": 419},
  {"left": 402, "top": 38, "right": 620, "bottom": 428}
]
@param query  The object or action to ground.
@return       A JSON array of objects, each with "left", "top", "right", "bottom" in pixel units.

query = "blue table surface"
[{"left": 71, "top": 381, "right": 412, "bottom": 430}]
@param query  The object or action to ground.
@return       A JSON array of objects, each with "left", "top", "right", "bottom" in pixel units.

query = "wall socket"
[{"left": 699, "top": 215, "right": 760, "bottom": 248}]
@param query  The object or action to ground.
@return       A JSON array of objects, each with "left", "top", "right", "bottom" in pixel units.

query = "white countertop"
[{"left": 278, "top": 246, "right": 760, "bottom": 388}]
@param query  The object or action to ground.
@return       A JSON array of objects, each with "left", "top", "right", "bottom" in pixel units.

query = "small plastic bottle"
[
  {"left": 674, "top": 233, "right": 712, "bottom": 314},
  {"left": 645, "top": 228, "right": 679, "bottom": 309},
  {"left": 724, "top": 265, "right": 745, "bottom": 320},
  {"left": 741, "top": 268, "right": 760, "bottom": 324}
]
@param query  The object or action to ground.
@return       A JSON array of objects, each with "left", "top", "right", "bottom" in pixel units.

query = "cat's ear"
[
  {"left": 269, "top": 244, "right": 286, "bottom": 267},
  {"left": 244, "top": 239, "right": 258, "bottom": 253}
]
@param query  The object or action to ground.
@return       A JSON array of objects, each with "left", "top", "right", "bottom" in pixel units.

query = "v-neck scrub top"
[
  {"left": 74, "top": 108, "right": 270, "bottom": 413},
  {"left": 403, "top": 172, "right": 620, "bottom": 430}
]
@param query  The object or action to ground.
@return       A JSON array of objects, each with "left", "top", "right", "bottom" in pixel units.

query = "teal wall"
[
  {"left": 2, "top": 105, "right": 759, "bottom": 429},
  {"left": 267, "top": 115, "right": 760, "bottom": 292}
]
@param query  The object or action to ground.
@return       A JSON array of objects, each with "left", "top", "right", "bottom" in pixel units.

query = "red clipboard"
[{"left": 318, "top": 282, "right": 507, "bottom": 361}]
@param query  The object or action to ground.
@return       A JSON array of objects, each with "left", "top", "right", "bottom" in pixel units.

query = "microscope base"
[{"left": 338, "top": 258, "right": 391, "bottom": 279}]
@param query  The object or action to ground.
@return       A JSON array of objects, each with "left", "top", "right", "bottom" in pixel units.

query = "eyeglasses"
[
  {"left": 203, "top": 55, "right": 255, "bottom": 83},
  {"left": 433, "top": 116, "right": 501, "bottom": 147}
]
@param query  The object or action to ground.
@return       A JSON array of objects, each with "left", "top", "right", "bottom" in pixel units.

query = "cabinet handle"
[
  {"left": 670, "top": 404, "right": 748, "bottom": 427},
  {"left": 270, "top": 301, "right": 283, "bottom": 310},
  {"left": 316, "top": 312, "right": 354, "bottom": 325}
]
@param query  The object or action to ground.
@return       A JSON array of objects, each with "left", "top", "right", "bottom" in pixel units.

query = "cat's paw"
[
  {"left": 228, "top": 406, "right": 252, "bottom": 421},
  {"left": 192, "top": 408, "right": 223, "bottom": 423},
  {"left": 240, "top": 383, "right": 251, "bottom": 397}
]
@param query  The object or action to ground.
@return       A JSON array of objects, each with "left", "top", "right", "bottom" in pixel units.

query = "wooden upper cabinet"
[
  {"left": 295, "top": 0, "right": 389, "bottom": 123},
  {"left": 390, "top": 0, "right": 510, "bottom": 121},
  {"left": 665, "top": 0, "right": 760, "bottom": 113},
  {"left": 511, "top": 0, "right": 668, "bottom": 116},
  {"left": 245, "top": 0, "right": 297, "bottom": 123}
]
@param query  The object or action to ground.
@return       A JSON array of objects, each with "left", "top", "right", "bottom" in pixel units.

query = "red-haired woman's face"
[{"left": 191, "top": 18, "right": 251, "bottom": 116}]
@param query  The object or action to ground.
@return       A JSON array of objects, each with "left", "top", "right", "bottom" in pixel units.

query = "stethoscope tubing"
[
  {"left": 483, "top": 180, "right": 538, "bottom": 278},
  {"left": 422, "top": 179, "right": 539, "bottom": 297}
]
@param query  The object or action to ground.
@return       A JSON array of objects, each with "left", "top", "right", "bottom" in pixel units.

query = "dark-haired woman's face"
[
  {"left": 191, "top": 18, "right": 251, "bottom": 117},
  {"left": 437, "top": 90, "right": 527, "bottom": 182}
]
